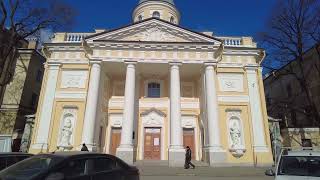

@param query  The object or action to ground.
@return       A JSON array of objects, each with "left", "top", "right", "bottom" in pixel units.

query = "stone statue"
[
  {"left": 229, "top": 120, "right": 241, "bottom": 148},
  {"left": 58, "top": 116, "right": 73, "bottom": 150}
]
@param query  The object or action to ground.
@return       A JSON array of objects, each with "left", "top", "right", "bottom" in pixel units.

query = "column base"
[
  {"left": 204, "top": 146, "right": 227, "bottom": 167},
  {"left": 116, "top": 146, "right": 134, "bottom": 165},
  {"left": 168, "top": 147, "right": 185, "bottom": 167}
]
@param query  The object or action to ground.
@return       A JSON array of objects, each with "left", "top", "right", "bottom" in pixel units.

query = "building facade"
[
  {"left": 30, "top": 0, "right": 273, "bottom": 167},
  {"left": 264, "top": 43, "right": 320, "bottom": 148},
  {"left": 0, "top": 39, "right": 45, "bottom": 152}
]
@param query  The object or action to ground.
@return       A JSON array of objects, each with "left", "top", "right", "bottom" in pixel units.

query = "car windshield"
[
  {"left": 278, "top": 156, "right": 320, "bottom": 177},
  {"left": 0, "top": 155, "right": 63, "bottom": 180}
]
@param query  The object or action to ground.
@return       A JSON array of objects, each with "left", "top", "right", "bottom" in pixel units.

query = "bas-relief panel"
[
  {"left": 61, "top": 71, "right": 88, "bottom": 89},
  {"left": 217, "top": 73, "right": 244, "bottom": 92}
]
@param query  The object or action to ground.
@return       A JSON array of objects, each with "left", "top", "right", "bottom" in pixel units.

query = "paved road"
[{"left": 138, "top": 166, "right": 273, "bottom": 180}]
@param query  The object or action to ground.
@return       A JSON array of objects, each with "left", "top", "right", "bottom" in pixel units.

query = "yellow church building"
[{"left": 29, "top": 0, "right": 273, "bottom": 167}]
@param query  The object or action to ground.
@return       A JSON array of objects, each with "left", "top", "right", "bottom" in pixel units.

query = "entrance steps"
[{"left": 134, "top": 160, "right": 209, "bottom": 167}]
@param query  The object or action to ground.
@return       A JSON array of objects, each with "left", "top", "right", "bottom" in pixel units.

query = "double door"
[{"left": 144, "top": 128, "right": 161, "bottom": 160}]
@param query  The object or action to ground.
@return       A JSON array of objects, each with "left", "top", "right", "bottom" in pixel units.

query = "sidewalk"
[{"left": 136, "top": 162, "right": 273, "bottom": 180}]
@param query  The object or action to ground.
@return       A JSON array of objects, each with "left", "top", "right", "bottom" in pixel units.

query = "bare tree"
[
  {"left": 0, "top": 0, "right": 75, "bottom": 103},
  {"left": 260, "top": 0, "right": 320, "bottom": 126}
]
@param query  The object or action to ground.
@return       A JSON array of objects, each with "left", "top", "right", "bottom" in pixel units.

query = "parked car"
[
  {"left": 0, "top": 153, "right": 33, "bottom": 171},
  {"left": 265, "top": 148, "right": 320, "bottom": 179},
  {"left": 0, "top": 151, "right": 139, "bottom": 180}
]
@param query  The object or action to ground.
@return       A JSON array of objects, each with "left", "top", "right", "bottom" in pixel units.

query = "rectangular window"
[{"left": 147, "top": 83, "right": 160, "bottom": 98}]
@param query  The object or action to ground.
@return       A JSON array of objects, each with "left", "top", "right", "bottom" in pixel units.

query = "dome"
[
  {"left": 139, "top": 0, "right": 175, "bottom": 5},
  {"left": 133, "top": 0, "right": 180, "bottom": 24}
]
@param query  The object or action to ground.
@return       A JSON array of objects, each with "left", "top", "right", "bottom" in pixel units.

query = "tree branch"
[{"left": 0, "top": 0, "right": 7, "bottom": 29}]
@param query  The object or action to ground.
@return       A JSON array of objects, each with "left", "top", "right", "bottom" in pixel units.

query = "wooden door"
[
  {"left": 110, "top": 128, "right": 121, "bottom": 155},
  {"left": 144, "top": 128, "right": 161, "bottom": 160},
  {"left": 183, "top": 128, "right": 195, "bottom": 160}
]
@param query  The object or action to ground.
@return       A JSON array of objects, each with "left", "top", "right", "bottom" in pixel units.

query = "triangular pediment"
[{"left": 86, "top": 18, "right": 221, "bottom": 44}]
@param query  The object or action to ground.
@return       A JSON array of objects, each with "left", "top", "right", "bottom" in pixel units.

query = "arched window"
[
  {"left": 148, "top": 83, "right": 161, "bottom": 98},
  {"left": 170, "top": 16, "right": 175, "bottom": 23},
  {"left": 152, "top": 11, "right": 160, "bottom": 19},
  {"left": 138, "top": 15, "right": 143, "bottom": 22}
]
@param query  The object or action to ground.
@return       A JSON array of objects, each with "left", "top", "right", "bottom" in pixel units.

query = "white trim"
[
  {"left": 246, "top": 67, "right": 268, "bottom": 152},
  {"left": 218, "top": 95, "right": 250, "bottom": 103},
  {"left": 55, "top": 91, "right": 87, "bottom": 99},
  {"left": 35, "top": 63, "right": 60, "bottom": 151}
]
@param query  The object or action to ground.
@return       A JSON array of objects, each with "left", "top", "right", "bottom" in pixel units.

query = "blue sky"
[{"left": 69, "top": 0, "right": 277, "bottom": 38}]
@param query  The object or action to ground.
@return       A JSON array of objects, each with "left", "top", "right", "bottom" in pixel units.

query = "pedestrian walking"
[
  {"left": 81, "top": 143, "right": 89, "bottom": 151},
  {"left": 184, "top": 146, "right": 195, "bottom": 169}
]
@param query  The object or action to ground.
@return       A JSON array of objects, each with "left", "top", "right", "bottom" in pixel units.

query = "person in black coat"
[
  {"left": 81, "top": 143, "right": 89, "bottom": 151},
  {"left": 184, "top": 146, "right": 195, "bottom": 169}
]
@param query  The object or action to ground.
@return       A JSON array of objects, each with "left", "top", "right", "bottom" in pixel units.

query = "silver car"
[{"left": 266, "top": 149, "right": 320, "bottom": 180}]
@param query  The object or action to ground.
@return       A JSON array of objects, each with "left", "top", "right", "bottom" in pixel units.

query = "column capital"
[
  {"left": 244, "top": 64, "right": 259, "bottom": 71},
  {"left": 124, "top": 60, "right": 137, "bottom": 65},
  {"left": 46, "top": 62, "right": 61, "bottom": 69},
  {"left": 169, "top": 61, "right": 182, "bottom": 66},
  {"left": 89, "top": 59, "right": 102, "bottom": 65},
  {"left": 203, "top": 61, "right": 218, "bottom": 67}
]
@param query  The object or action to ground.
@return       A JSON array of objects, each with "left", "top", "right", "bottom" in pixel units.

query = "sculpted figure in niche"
[
  {"left": 229, "top": 119, "right": 242, "bottom": 148},
  {"left": 58, "top": 115, "right": 74, "bottom": 151}
]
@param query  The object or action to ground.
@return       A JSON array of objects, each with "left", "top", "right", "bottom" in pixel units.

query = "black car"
[
  {"left": 0, "top": 151, "right": 139, "bottom": 180},
  {"left": 0, "top": 153, "right": 33, "bottom": 171}
]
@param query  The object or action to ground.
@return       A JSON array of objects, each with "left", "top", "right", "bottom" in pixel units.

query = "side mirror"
[
  {"left": 265, "top": 168, "right": 275, "bottom": 176},
  {"left": 45, "top": 173, "right": 65, "bottom": 180}
]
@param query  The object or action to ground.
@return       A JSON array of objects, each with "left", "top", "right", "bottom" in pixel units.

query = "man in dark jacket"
[
  {"left": 184, "top": 146, "right": 195, "bottom": 169},
  {"left": 81, "top": 143, "right": 89, "bottom": 151}
]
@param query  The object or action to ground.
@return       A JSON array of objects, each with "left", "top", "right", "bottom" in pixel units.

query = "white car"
[{"left": 266, "top": 149, "right": 320, "bottom": 180}]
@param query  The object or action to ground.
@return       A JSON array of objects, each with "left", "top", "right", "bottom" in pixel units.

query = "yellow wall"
[{"left": 48, "top": 100, "right": 86, "bottom": 152}]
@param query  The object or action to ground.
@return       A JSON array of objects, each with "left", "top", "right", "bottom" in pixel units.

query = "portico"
[{"left": 86, "top": 61, "right": 205, "bottom": 166}]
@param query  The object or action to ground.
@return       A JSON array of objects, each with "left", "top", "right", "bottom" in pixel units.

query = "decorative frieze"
[
  {"left": 61, "top": 71, "right": 88, "bottom": 89},
  {"left": 218, "top": 73, "right": 244, "bottom": 92},
  {"left": 110, "top": 113, "right": 123, "bottom": 128},
  {"left": 181, "top": 115, "right": 196, "bottom": 128}
]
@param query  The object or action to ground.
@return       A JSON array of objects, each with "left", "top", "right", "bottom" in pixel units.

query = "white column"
[
  {"left": 245, "top": 66, "right": 268, "bottom": 152},
  {"left": 82, "top": 61, "right": 101, "bottom": 151},
  {"left": 32, "top": 63, "right": 60, "bottom": 151},
  {"left": 117, "top": 61, "right": 136, "bottom": 164},
  {"left": 168, "top": 62, "right": 185, "bottom": 167},
  {"left": 204, "top": 62, "right": 225, "bottom": 166}
]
